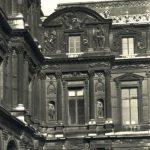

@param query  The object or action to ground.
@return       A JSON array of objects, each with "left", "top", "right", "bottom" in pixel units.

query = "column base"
[
  {"left": 55, "top": 123, "right": 64, "bottom": 138},
  {"left": 11, "top": 104, "right": 27, "bottom": 124},
  {"left": 88, "top": 119, "right": 97, "bottom": 137},
  {"left": 104, "top": 118, "right": 114, "bottom": 133}
]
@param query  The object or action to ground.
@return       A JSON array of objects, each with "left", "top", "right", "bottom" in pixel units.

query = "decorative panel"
[
  {"left": 46, "top": 75, "right": 57, "bottom": 122},
  {"left": 94, "top": 73, "right": 105, "bottom": 119}
]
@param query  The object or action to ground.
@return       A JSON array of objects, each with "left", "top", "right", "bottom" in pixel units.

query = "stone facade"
[
  {"left": 0, "top": 0, "right": 45, "bottom": 150},
  {"left": 0, "top": 0, "right": 150, "bottom": 150},
  {"left": 41, "top": 0, "right": 150, "bottom": 150}
]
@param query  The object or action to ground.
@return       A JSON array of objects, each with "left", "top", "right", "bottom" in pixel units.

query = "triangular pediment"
[
  {"left": 114, "top": 73, "right": 144, "bottom": 82},
  {"left": 43, "top": 7, "right": 111, "bottom": 28}
]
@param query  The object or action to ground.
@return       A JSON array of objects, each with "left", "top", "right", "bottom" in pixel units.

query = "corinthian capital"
[{"left": 55, "top": 71, "right": 62, "bottom": 79}]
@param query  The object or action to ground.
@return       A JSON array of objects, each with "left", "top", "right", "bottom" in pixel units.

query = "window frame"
[
  {"left": 69, "top": 35, "right": 81, "bottom": 53},
  {"left": 121, "top": 37, "right": 135, "bottom": 56},
  {"left": 68, "top": 87, "right": 85, "bottom": 125},
  {"left": 121, "top": 86, "right": 139, "bottom": 125},
  {"left": 114, "top": 73, "right": 144, "bottom": 127}
]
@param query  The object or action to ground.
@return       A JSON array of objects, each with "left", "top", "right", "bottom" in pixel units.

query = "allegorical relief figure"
[
  {"left": 94, "top": 26, "right": 105, "bottom": 49},
  {"left": 48, "top": 101, "right": 55, "bottom": 120},
  {"left": 97, "top": 100, "right": 104, "bottom": 118},
  {"left": 95, "top": 78, "right": 104, "bottom": 93},
  {"left": 44, "top": 30, "right": 56, "bottom": 52},
  {"left": 47, "top": 81, "right": 56, "bottom": 96}
]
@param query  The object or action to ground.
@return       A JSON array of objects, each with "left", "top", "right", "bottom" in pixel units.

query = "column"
[
  {"left": 17, "top": 49, "right": 24, "bottom": 104},
  {"left": 104, "top": 70, "right": 112, "bottom": 119},
  {"left": 0, "top": 62, "right": 4, "bottom": 105},
  {"left": 32, "top": 73, "right": 40, "bottom": 123},
  {"left": 55, "top": 71, "right": 62, "bottom": 123},
  {"left": 12, "top": 49, "right": 18, "bottom": 107},
  {"left": 147, "top": 26, "right": 150, "bottom": 54},
  {"left": 63, "top": 81, "right": 68, "bottom": 124},
  {"left": 40, "top": 73, "right": 46, "bottom": 124},
  {"left": 3, "top": 56, "right": 9, "bottom": 108},
  {"left": 88, "top": 69, "right": 95, "bottom": 121},
  {"left": 23, "top": 54, "right": 29, "bottom": 109},
  {"left": 147, "top": 72, "right": 150, "bottom": 123},
  {"left": 139, "top": 79, "right": 143, "bottom": 123},
  {"left": 6, "top": 51, "right": 12, "bottom": 109}
]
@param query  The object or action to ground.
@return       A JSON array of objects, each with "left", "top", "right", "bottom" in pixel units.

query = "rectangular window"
[
  {"left": 69, "top": 36, "right": 81, "bottom": 53},
  {"left": 68, "top": 88, "right": 85, "bottom": 125},
  {"left": 122, "top": 37, "right": 134, "bottom": 56},
  {"left": 121, "top": 88, "right": 138, "bottom": 125}
]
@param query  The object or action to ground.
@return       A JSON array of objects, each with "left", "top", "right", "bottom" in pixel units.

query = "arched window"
[{"left": 7, "top": 141, "right": 17, "bottom": 150}]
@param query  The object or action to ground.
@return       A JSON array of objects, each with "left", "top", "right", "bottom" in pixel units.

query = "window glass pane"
[
  {"left": 122, "top": 99, "right": 130, "bottom": 125},
  {"left": 130, "top": 88, "right": 137, "bottom": 98},
  {"left": 68, "top": 91, "right": 75, "bottom": 96},
  {"left": 69, "top": 100, "right": 76, "bottom": 124},
  {"left": 77, "top": 89, "right": 83, "bottom": 96},
  {"left": 128, "top": 38, "right": 134, "bottom": 54},
  {"left": 78, "top": 99, "right": 85, "bottom": 124},
  {"left": 131, "top": 99, "right": 138, "bottom": 124},
  {"left": 68, "top": 87, "right": 84, "bottom": 125},
  {"left": 122, "top": 89, "right": 129, "bottom": 99},
  {"left": 121, "top": 88, "right": 138, "bottom": 125},
  {"left": 122, "top": 37, "right": 134, "bottom": 55},
  {"left": 69, "top": 36, "right": 80, "bottom": 53}
]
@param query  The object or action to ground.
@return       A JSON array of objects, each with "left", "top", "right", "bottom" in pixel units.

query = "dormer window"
[
  {"left": 122, "top": 37, "right": 134, "bottom": 56},
  {"left": 69, "top": 36, "right": 81, "bottom": 53}
]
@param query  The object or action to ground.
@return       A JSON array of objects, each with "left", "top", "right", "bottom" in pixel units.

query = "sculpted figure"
[
  {"left": 95, "top": 26, "right": 105, "bottom": 48},
  {"left": 97, "top": 100, "right": 104, "bottom": 118},
  {"left": 48, "top": 102, "right": 55, "bottom": 120}
]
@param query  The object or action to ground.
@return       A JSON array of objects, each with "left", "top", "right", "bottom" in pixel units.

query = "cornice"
[
  {"left": 10, "top": 29, "right": 44, "bottom": 66},
  {"left": 45, "top": 53, "right": 115, "bottom": 64}
]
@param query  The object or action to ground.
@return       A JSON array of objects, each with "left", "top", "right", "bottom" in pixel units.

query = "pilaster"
[
  {"left": 55, "top": 71, "right": 63, "bottom": 123},
  {"left": 23, "top": 54, "right": 29, "bottom": 109},
  {"left": 88, "top": 69, "right": 95, "bottom": 122},
  {"left": 104, "top": 69, "right": 112, "bottom": 119}
]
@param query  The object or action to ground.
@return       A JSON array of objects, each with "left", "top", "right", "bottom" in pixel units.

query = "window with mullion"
[
  {"left": 68, "top": 89, "right": 84, "bottom": 125},
  {"left": 121, "top": 88, "right": 138, "bottom": 125},
  {"left": 122, "top": 37, "right": 134, "bottom": 56},
  {"left": 69, "top": 36, "right": 81, "bottom": 53}
]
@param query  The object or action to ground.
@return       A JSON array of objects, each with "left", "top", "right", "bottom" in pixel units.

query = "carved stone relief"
[
  {"left": 46, "top": 75, "right": 57, "bottom": 121},
  {"left": 95, "top": 73, "right": 105, "bottom": 98},
  {"left": 112, "top": 64, "right": 148, "bottom": 70},
  {"left": 93, "top": 25, "right": 106, "bottom": 49},
  {"left": 44, "top": 30, "right": 56, "bottom": 54},
  {"left": 94, "top": 73, "right": 105, "bottom": 119},
  {"left": 47, "top": 11, "right": 99, "bottom": 28},
  {"left": 112, "top": 29, "right": 146, "bottom": 54}
]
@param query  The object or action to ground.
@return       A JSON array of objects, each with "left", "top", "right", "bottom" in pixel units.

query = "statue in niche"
[
  {"left": 47, "top": 81, "right": 56, "bottom": 95},
  {"left": 94, "top": 26, "right": 105, "bottom": 48},
  {"left": 95, "top": 78, "right": 104, "bottom": 93},
  {"left": 48, "top": 101, "right": 55, "bottom": 120},
  {"left": 97, "top": 100, "right": 104, "bottom": 118}
]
